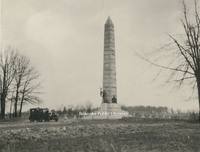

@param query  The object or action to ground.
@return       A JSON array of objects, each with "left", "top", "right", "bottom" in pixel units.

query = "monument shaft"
[{"left": 103, "top": 17, "right": 117, "bottom": 103}]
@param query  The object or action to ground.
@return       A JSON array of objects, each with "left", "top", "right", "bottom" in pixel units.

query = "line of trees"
[
  {"left": 0, "top": 47, "right": 42, "bottom": 119},
  {"left": 121, "top": 105, "right": 169, "bottom": 114}
]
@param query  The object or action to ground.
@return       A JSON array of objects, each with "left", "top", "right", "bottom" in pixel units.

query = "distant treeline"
[
  {"left": 54, "top": 105, "right": 170, "bottom": 116},
  {"left": 121, "top": 105, "right": 169, "bottom": 114},
  {"left": 17, "top": 105, "right": 194, "bottom": 119},
  {"left": 7, "top": 105, "right": 196, "bottom": 121}
]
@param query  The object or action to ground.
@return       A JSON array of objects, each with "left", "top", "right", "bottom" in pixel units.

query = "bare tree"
[
  {"left": 18, "top": 65, "right": 42, "bottom": 117},
  {"left": 0, "top": 47, "right": 17, "bottom": 119},
  {"left": 141, "top": 0, "right": 200, "bottom": 121},
  {"left": 13, "top": 54, "right": 28, "bottom": 117},
  {"left": 12, "top": 53, "right": 42, "bottom": 117},
  {"left": 0, "top": 47, "right": 42, "bottom": 119}
]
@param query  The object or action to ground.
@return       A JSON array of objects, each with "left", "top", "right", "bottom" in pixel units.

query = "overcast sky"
[{"left": 1, "top": 0, "right": 198, "bottom": 111}]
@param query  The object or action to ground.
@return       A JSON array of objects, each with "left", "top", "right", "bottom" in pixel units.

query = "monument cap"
[{"left": 105, "top": 16, "right": 114, "bottom": 26}]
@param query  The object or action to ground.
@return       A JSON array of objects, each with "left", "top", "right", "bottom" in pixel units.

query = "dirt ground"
[{"left": 0, "top": 118, "right": 200, "bottom": 152}]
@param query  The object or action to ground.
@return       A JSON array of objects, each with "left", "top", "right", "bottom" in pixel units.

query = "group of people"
[{"left": 100, "top": 88, "right": 117, "bottom": 103}]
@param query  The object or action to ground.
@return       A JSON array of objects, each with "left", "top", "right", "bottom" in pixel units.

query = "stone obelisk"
[
  {"left": 103, "top": 16, "right": 117, "bottom": 103},
  {"left": 100, "top": 17, "right": 122, "bottom": 112}
]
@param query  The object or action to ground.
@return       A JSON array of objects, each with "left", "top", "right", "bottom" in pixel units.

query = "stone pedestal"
[
  {"left": 98, "top": 103, "right": 128, "bottom": 119},
  {"left": 100, "top": 103, "right": 122, "bottom": 112},
  {"left": 100, "top": 103, "right": 108, "bottom": 111}
]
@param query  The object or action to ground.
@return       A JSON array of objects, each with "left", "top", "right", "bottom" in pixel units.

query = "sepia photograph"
[{"left": 0, "top": 0, "right": 200, "bottom": 151}]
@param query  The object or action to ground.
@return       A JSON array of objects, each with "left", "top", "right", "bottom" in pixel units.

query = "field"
[{"left": 0, "top": 117, "right": 200, "bottom": 152}]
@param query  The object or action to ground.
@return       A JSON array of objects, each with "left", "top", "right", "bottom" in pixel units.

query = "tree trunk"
[
  {"left": 19, "top": 103, "right": 22, "bottom": 117},
  {"left": 0, "top": 99, "right": 5, "bottom": 119},
  {"left": 14, "top": 85, "right": 20, "bottom": 118},
  {"left": 0, "top": 94, "right": 6, "bottom": 119},
  {"left": 14, "top": 100, "right": 17, "bottom": 117},
  {"left": 1, "top": 69, "right": 6, "bottom": 119},
  {"left": 196, "top": 78, "right": 200, "bottom": 121},
  {"left": 19, "top": 96, "right": 24, "bottom": 117},
  {"left": 9, "top": 100, "right": 12, "bottom": 118}
]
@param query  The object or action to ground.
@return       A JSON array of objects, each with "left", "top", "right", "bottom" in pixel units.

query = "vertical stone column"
[{"left": 103, "top": 17, "right": 117, "bottom": 103}]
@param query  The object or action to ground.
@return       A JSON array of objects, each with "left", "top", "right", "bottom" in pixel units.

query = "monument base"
[
  {"left": 100, "top": 103, "right": 122, "bottom": 112},
  {"left": 99, "top": 103, "right": 128, "bottom": 119},
  {"left": 81, "top": 103, "right": 128, "bottom": 119}
]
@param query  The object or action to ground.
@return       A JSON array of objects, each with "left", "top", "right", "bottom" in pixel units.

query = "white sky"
[{"left": 1, "top": 0, "right": 198, "bottom": 111}]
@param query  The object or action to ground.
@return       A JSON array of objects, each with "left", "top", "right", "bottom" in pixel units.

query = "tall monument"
[
  {"left": 103, "top": 16, "right": 117, "bottom": 103},
  {"left": 100, "top": 17, "right": 122, "bottom": 112}
]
